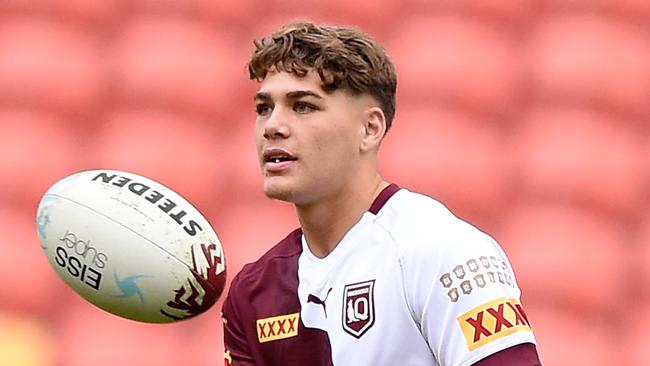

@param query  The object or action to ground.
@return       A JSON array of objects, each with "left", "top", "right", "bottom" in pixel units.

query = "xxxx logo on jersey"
[
  {"left": 458, "top": 298, "right": 532, "bottom": 351},
  {"left": 256, "top": 312, "right": 299, "bottom": 343}
]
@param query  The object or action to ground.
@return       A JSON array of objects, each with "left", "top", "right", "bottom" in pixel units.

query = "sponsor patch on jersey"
[
  {"left": 256, "top": 312, "right": 299, "bottom": 343},
  {"left": 458, "top": 298, "right": 532, "bottom": 351},
  {"left": 342, "top": 280, "right": 376, "bottom": 338}
]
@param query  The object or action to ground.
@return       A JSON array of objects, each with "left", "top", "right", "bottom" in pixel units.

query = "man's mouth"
[{"left": 263, "top": 149, "right": 297, "bottom": 164}]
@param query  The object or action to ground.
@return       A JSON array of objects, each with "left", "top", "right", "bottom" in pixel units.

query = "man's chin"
[{"left": 263, "top": 181, "right": 297, "bottom": 203}]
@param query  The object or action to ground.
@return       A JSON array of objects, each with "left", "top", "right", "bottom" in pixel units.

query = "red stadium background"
[{"left": 1, "top": 1, "right": 649, "bottom": 365}]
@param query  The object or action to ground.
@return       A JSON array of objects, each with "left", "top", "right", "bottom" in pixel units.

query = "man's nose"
[{"left": 263, "top": 108, "right": 290, "bottom": 139}]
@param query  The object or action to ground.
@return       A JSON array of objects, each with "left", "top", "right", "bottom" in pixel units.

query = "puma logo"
[{"left": 307, "top": 287, "right": 333, "bottom": 317}]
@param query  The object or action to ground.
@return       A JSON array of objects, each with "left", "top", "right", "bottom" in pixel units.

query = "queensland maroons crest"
[{"left": 342, "top": 280, "right": 375, "bottom": 338}]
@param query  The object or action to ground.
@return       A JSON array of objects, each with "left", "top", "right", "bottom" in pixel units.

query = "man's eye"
[
  {"left": 256, "top": 104, "right": 272, "bottom": 115},
  {"left": 294, "top": 102, "right": 316, "bottom": 114}
]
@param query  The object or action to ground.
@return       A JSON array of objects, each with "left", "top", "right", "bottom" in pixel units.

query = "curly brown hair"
[{"left": 248, "top": 21, "right": 397, "bottom": 130}]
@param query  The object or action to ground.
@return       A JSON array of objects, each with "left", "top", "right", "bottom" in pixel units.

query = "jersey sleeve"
[
  {"left": 401, "top": 221, "right": 537, "bottom": 366},
  {"left": 222, "top": 274, "right": 256, "bottom": 366}
]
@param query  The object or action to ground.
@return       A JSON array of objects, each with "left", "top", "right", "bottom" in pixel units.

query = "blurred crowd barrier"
[{"left": 0, "top": 1, "right": 649, "bottom": 365}]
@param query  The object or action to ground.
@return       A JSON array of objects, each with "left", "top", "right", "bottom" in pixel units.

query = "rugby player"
[{"left": 222, "top": 21, "right": 541, "bottom": 366}]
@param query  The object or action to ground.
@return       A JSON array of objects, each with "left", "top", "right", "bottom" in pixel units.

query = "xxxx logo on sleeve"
[
  {"left": 256, "top": 313, "right": 300, "bottom": 343},
  {"left": 458, "top": 298, "right": 532, "bottom": 351}
]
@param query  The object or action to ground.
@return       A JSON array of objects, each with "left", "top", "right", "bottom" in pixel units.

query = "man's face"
[{"left": 254, "top": 70, "right": 370, "bottom": 204}]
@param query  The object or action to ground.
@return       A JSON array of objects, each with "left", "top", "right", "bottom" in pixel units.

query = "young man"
[{"left": 222, "top": 21, "right": 541, "bottom": 366}]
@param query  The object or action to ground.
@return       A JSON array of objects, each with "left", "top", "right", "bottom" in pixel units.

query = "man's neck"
[{"left": 296, "top": 176, "right": 389, "bottom": 258}]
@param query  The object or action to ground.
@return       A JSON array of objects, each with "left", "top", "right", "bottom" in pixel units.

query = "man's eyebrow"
[
  {"left": 254, "top": 92, "right": 271, "bottom": 102},
  {"left": 254, "top": 90, "right": 324, "bottom": 102},
  {"left": 286, "top": 90, "right": 324, "bottom": 100}
]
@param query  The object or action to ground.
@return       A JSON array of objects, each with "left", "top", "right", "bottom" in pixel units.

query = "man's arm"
[
  {"left": 473, "top": 343, "right": 541, "bottom": 366},
  {"left": 222, "top": 276, "right": 256, "bottom": 366},
  {"left": 400, "top": 216, "right": 539, "bottom": 366}
]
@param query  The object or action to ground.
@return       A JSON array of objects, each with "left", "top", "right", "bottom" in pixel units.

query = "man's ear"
[{"left": 360, "top": 107, "right": 387, "bottom": 153}]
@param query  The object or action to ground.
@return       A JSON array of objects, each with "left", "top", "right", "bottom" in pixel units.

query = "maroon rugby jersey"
[{"left": 222, "top": 185, "right": 540, "bottom": 365}]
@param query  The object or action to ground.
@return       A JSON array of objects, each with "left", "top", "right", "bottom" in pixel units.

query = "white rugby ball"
[{"left": 36, "top": 169, "right": 226, "bottom": 323}]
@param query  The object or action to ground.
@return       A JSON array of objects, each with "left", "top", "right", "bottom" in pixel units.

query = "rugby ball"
[{"left": 36, "top": 169, "right": 226, "bottom": 323}]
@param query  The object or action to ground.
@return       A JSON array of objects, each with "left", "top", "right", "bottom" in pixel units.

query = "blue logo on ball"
[
  {"left": 37, "top": 195, "right": 58, "bottom": 248},
  {"left": 114, "top": 272, "right": 147, "bottom": 304}
]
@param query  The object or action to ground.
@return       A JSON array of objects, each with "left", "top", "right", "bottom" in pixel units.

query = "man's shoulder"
[
  {"left": 222, "top": 228, "right": 305, "bottom": 332},
  {"left": 379, "top": 188, "right": 463, "bottom": 235},
  {"left": 229, "top": 228, "right": 303, "bottom": 293},
  {"left": 379, "top": 188, "right": 494, "bottom": 256}
]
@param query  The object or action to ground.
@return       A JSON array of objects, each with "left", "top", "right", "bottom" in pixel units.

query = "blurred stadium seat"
[
  {"left": 497, "top": 202, "right": 628, "bottom": 313},
  {"left": 388, "top": 15, "right": 520, "bottom": 113},
  {"left": 513, "top": 106, "right": 645, "bottom": 216},
  {"left": 110, "top": 15, "right": 242, "bottom": 115},
  {"left": 0, "top": 0, "right": 119, "bottom": 25},
  {"left": 625, "top": 300, "right": 650, "bottom": 365},
  {"left": 405, "top": 0, "right": 534, "bottom": 23},
  {"left": 219, "top": 118, "right": 266, "bottom": 203},
  {"left": 527, "top": 13, "right": 650, "bottom": 114},
  {"left": 57, "top": 302, "right": 184, "bottom": 366},
  {"left": 268, "top": 0, "right": 399, "bottom": 37},
  {"left": 645, "top": 136, "right": 650, "bottom": 208},
  {"left": 173, "top": 309, "right": 225, "bottom": 365},
  {"left": 215, "top": 199, "right": 298, "bottom": 281},
  {"left": 0, "top": 18, "right": 106, "bottom": 114},
  {"left": 380, "top": 106, "right": 511, "bottom": 227},
  {"left": 638, "top": 216, "right": 650, "bottom": 299},
  {"left": 91, "top": 109, "right": 229, "bottom": 211},
  {"left": 0, "top": 312, "right": 54, "bottom": 366},
  {"left": 527, "top": 304, "right": 617, "bottom": 366},
  {"left": 0, "top": 206, "right": 68, "bottom": 317},
  {"left": 0, "top": 109, "right": 85, "bottom": 207},
  {"left": 126, "top": 0, "right": 259, "bottom": 24},
  {"left": 542, "top": 0, "right": 650, "bottom": 18}
]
